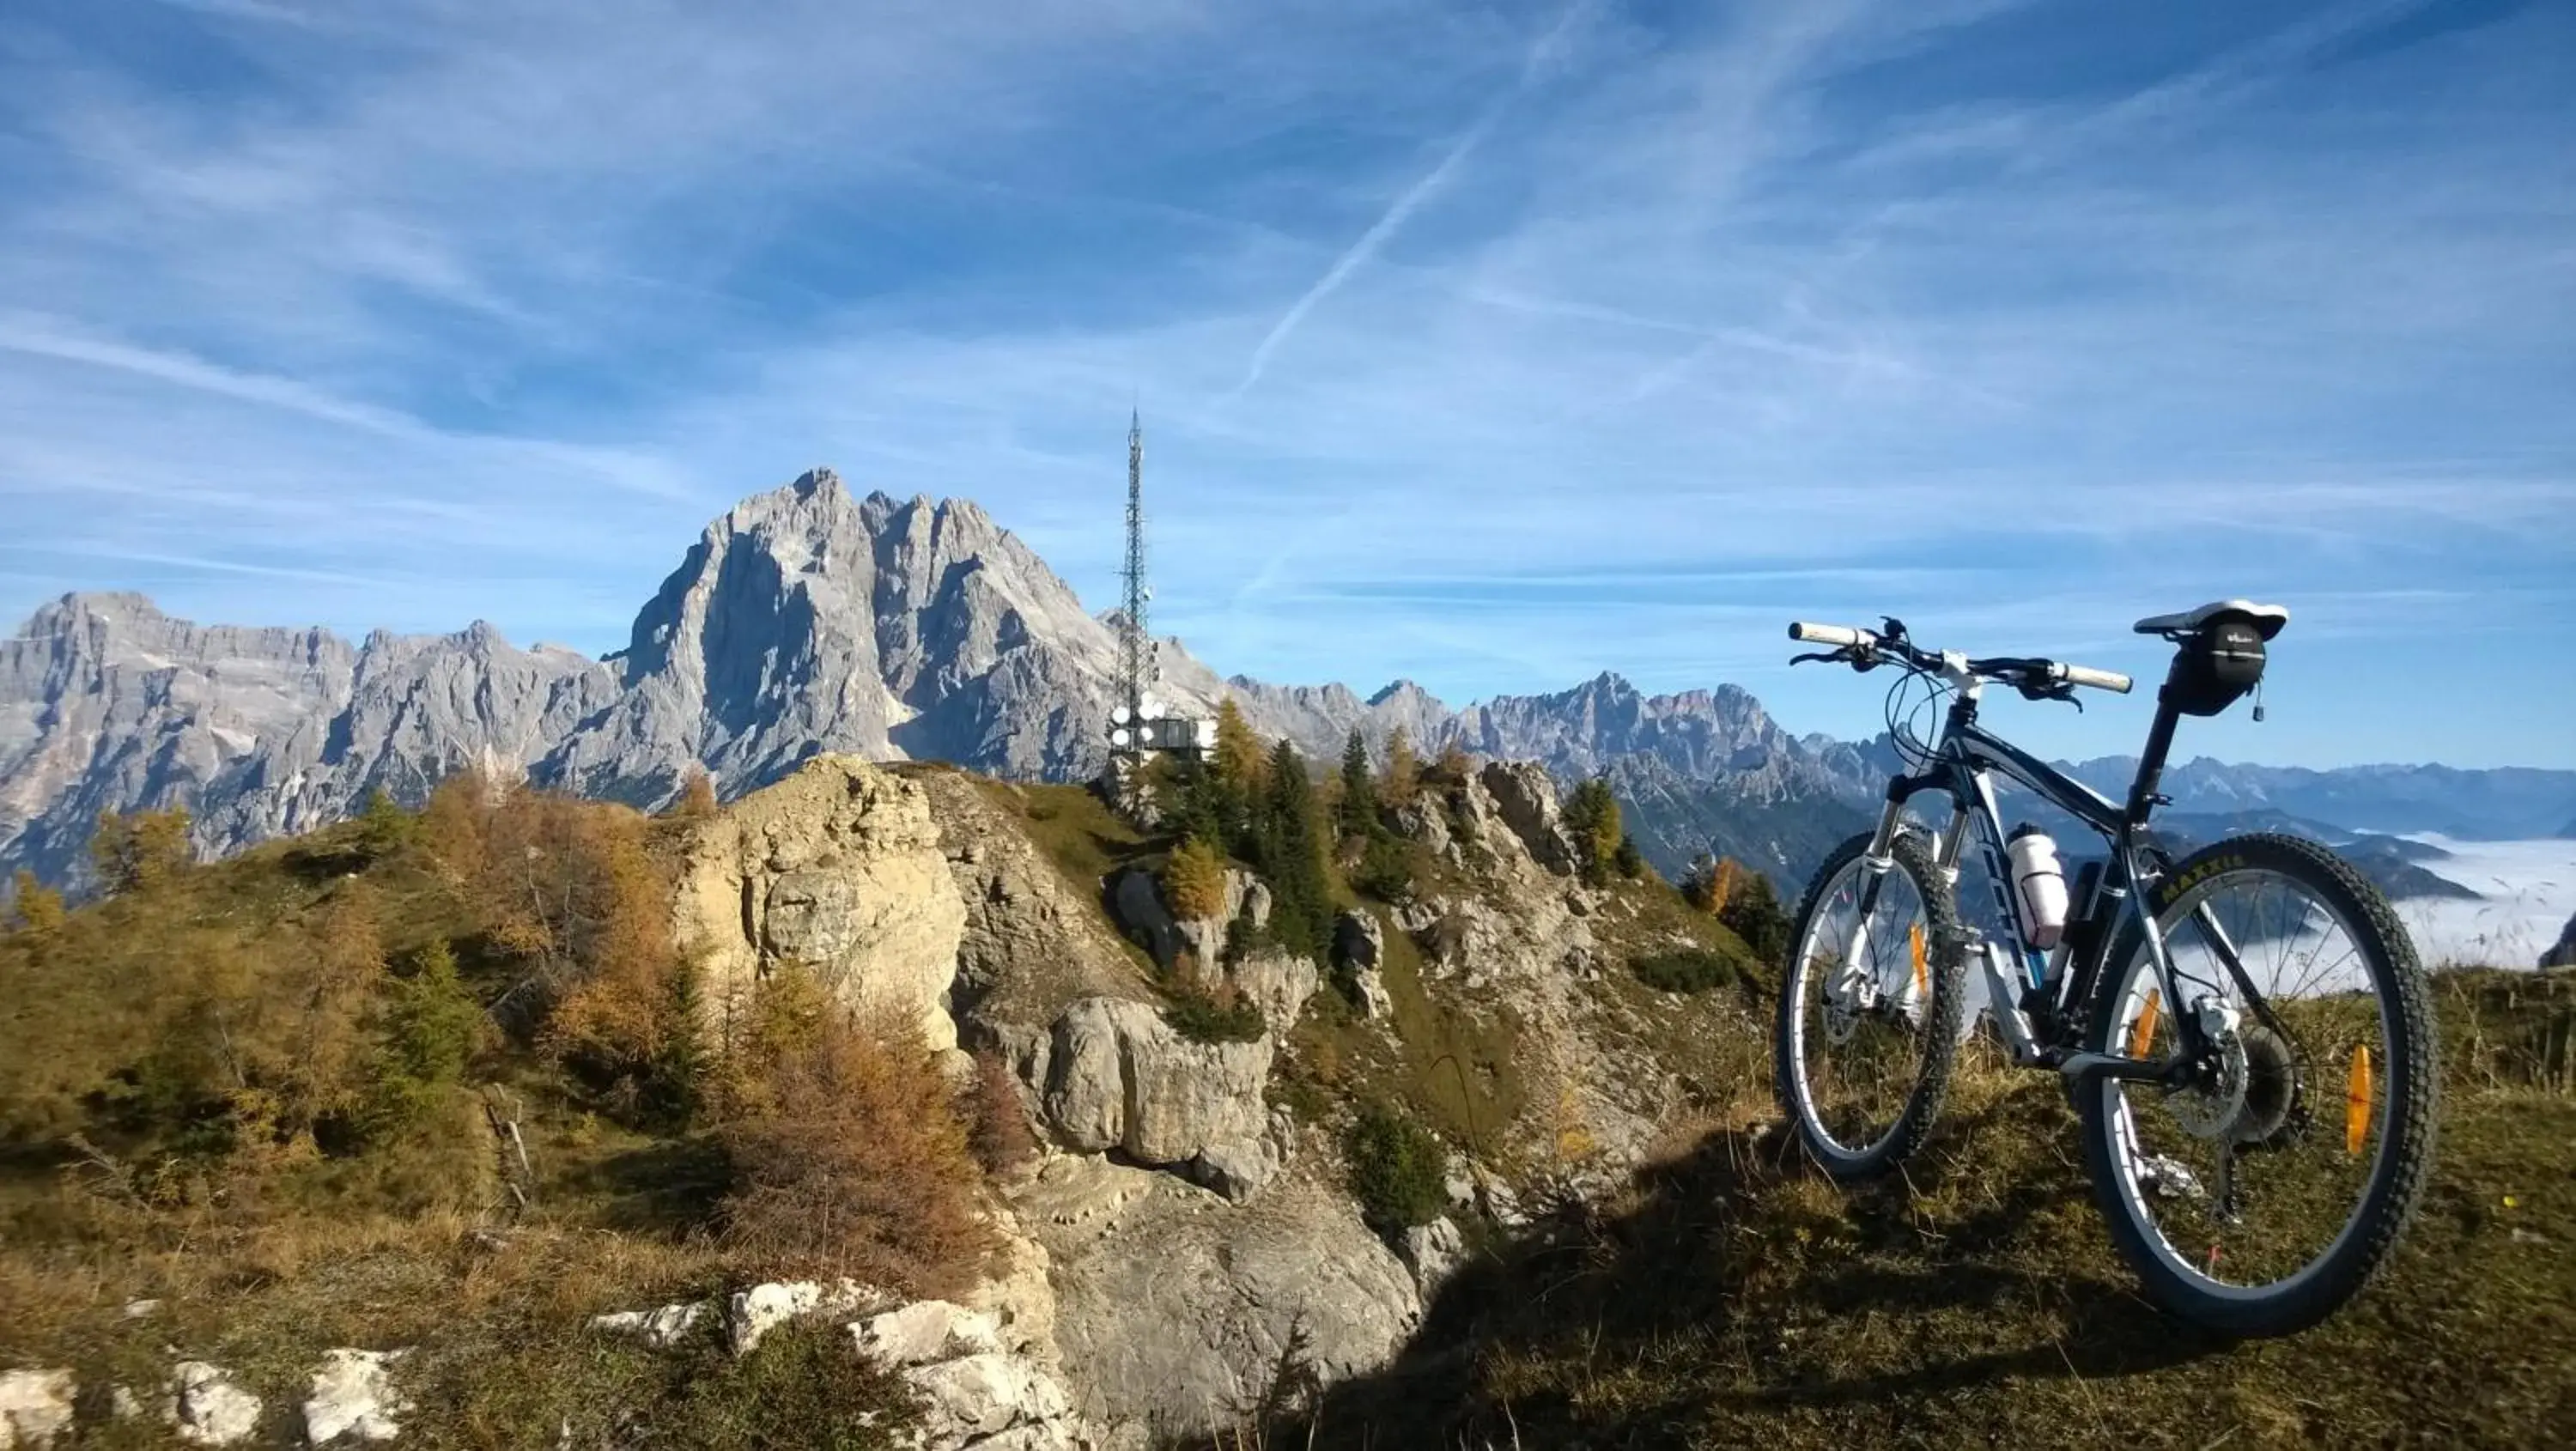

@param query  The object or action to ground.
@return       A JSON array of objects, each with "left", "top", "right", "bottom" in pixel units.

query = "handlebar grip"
[
  {"left": 2057, "top": 663, "right": 2134, "bottom": 695},
  {"left": 1789, "top": 622, "right": 1867, "bottom": 648}
]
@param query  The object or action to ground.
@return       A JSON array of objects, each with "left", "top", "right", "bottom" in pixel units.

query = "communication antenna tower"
[
  {"left": 1103, "top": 410, "right": 1211, "bottom": 814},
  {"left": 1119, "top": 408, "right": 1151, "bottom": 725}
]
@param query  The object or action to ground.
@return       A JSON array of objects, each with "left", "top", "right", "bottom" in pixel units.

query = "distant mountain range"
[{"left": 5, "top": 470, "right": 2569, "bottom": 897}]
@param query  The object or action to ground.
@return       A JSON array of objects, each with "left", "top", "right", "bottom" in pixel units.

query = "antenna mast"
[{"left": 1119, "top": 409, "right": 1150, "bottom": 722}]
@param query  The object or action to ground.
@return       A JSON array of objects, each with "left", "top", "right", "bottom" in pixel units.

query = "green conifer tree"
[{"left": 1339, "top": 728, "right": 1380, "bottom": 841}]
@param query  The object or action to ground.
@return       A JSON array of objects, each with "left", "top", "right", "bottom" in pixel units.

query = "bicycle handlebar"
[
  {"left": 1788, "top": 621, "right": 1868, "bottom": 648},
  {"left": 1786, "top": 622, "right": 2132, "bottom": 696},
  {"left": 2058, "top": 663, "right": 2134, "bottom": 695}
]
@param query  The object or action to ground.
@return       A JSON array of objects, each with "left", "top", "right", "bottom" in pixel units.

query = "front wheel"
[
  {"left": 2077, "top": 833, "right": 2438, "bottom": 1338},
  {"left": 1775, "top": 829, "right": 1966, "bottom": 1181}
]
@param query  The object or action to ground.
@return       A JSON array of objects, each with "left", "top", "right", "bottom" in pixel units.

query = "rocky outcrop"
[
  {"left": 730, "top": 1280, "right": 881, "bottom": 1355},
  {"left": 1400, "top": 1217, "right": 1467, "bottom": 1296},
  {"left": 590, "top": 1281, "right": 1101, "bottom": 1451},
  {"left": 1019, "top": 1160, "right": 1420, "bottom": 1436},
  {"left": 915, "top": 772, "right": 1143, "bottom": 1035},
  {"left": 1104, "top": 864, "right": 1315, "bottom": 1030},
  {"left": 1022, "top": 997, "right": 1280, "bottom": 1195},
  {"left": 0, "top": 1369, "right": 73, "bottom": 1448},
  {"left": 1479, "top": 760, "right": 1578, "bottom": 873},
  {"left": 671, "top": 756, "right": 966, "bottom": 1056},
  {"left": 1333, "top": 911, "right": 1394, "bottom": 1019}
]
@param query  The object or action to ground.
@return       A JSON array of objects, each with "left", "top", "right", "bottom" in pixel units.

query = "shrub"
[
  {"left": 357, "top": 788, "right": 416, "bottom": 859},
  {"left": 671, "top": 766, "right": 720, "bottom": 821},
  {"left": 90, "top": 807, "right": 193, "bottom": 895},
  {"left": 1163, "top": 981, "right": 1267, "bottom": 1044},
  {"left": 5, "top": 869, "right": 64, "bottom": 934},
  {"left": 716, "top": 968, "right": 994, "bottom": 1297},
  {"left": 1343, "top": 1102, "right": 1449, "bottom": 1232},
  {"left": 1161, "top": 835, "right": 1230, "bottom": 922},
  {"left": 965, "top": 1048, "right": 1037, "bottom": 1175},
  {"left": 360, "top": 940, "right": 483, "bottom": 1141},
  {"left": 1350, "top": 832, "right": 1422, "bottom": 905},
  {"left": 1631, "top": 949, "right": 1738, "bottom": 995},
  {"left": 1721, "top": 870, "right": 1794, "bottom": 968},
  {"left": 1613, "top": 835, "right": 1646, "bottom": 880}
]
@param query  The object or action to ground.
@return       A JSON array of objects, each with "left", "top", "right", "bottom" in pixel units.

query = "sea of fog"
[{"left": 2395, "top": 835, "right": 2576, "bottom": 970}]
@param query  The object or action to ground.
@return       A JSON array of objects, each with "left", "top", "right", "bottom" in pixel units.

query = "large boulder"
[
  {"left": 1479, "top": 761, "right": 1577, "bottom": 874},
  {"left": 672, "top": 756, "right": 967, "bottom": 1054},
  {"left": 902, "top": 1353, "right": 1084, "bottom": 1450},
  {"left": 1027, "top": 998, "right": 1272, "bottom": 1173},
  {"left": 1206, "top": 946, "right": 1319, "bottom": 1030}
]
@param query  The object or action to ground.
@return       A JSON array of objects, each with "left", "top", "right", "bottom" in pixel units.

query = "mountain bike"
[{"left": 1771, "top": 600, "right": 2437, "bottom": 1338}]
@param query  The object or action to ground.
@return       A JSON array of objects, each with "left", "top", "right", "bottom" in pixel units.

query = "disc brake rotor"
[{"left": 2164, "top": 1034, "right": 2250, "bottom": 1140}]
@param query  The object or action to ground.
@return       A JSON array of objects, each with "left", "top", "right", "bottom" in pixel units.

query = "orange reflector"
[
  {"left": 2128, "top": 989, "right": 2161, "bottom": 1059},
  {"left": 1909, "top": 924, "right": 1928, "bottom": 998},
  {"left": 2346, "top": 1046, "right": 2373, "bottom": 1156}
]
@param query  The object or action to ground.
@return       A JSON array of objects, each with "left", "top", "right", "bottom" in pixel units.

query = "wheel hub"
[{"left": 2166, "top": 1033, "right": 2249, "bottom": 1140}]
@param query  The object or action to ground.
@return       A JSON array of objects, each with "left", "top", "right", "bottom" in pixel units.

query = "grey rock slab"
[
  {"left": 1033, "top": 1170, "right": 1420, "bottom": 1436},
  {"left": 0, "top": 1369, "right": 74, "bottom": 1448},
  {"left": 172, "top": 1362, "right": 260, "bottom": 1447},
  {"left": 303, "top": 1349, "right": 410, "bottom": 1445},
  {"left": 848, "top": 1302, "right": 1002, "bottom": 1368}
]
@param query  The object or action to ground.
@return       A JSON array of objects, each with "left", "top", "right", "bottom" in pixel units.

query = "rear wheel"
[
  {"left": 2077, "top": 833, "right": 2437, "bottom": 1338},
  {"left": 1774, "top": 829, "right": 1965, "bottom": 1181}
]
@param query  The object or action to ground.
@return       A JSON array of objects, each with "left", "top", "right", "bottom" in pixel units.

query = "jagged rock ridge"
[{"left": 7, "top": 468, "right": 2571, "bottom": 892}]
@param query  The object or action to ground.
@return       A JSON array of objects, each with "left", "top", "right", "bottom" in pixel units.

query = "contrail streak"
[{"left": 1226, "top": 0, "right": 1596, "bottom": 400}]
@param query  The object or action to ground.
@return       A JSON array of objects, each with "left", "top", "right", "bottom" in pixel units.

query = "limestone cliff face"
[
  {"left": 541, "top": 471, "right": 1212, "bottom": 805},
  {"left": 670, "top": 756, "right": 966, "bottom": 1056},
  {"left": 0, "top": 592, "right": 614, "bottom": 885}
]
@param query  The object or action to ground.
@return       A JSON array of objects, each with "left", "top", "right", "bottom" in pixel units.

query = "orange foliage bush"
[{"left": 715, "top": 964, "right": 994, "bottom": 1297}]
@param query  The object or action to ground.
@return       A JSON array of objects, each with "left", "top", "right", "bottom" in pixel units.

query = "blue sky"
[{"left": 1, "top": 0, "right": 2568, "bottom": 769}]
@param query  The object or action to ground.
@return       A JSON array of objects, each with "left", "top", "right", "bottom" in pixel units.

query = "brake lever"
[{"left": 1789, "top": 651, "right": 1839, "bottom": 666}]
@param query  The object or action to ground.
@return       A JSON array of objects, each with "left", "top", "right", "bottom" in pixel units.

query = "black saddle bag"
[{"left": 2162, "top": 619, "right": 2267, "bottom": 716}]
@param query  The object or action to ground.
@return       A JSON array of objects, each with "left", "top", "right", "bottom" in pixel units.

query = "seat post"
[{"left": 2126, "top": 686, "right": 2183, "bottom": 829}]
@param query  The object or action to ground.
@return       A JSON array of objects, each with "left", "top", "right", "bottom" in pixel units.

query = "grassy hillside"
[
  {"left": 0, "top": 780, "right": 987, "bottom": 1448},
  {"left": 1257, "top": 969, "right": 2576, "bottom": 1450}
]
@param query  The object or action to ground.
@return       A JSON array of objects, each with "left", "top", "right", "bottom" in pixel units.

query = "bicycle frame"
[{"left": 1850, "top": 651, "right": 2263, "bottom": 1086}]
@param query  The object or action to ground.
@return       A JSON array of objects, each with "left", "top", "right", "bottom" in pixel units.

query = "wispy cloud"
[{"left": 0, "top": 0, "right": 2568, "bottom": 767}]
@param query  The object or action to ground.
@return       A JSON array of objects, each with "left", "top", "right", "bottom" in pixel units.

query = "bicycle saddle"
[{"left": 2132, "top": 599, "right": 2288, "bottom": 641}]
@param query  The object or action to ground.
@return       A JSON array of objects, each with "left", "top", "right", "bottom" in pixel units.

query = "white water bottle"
[{"left": 2007, "top": 824, "right": 2069, "bottom": 950}]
